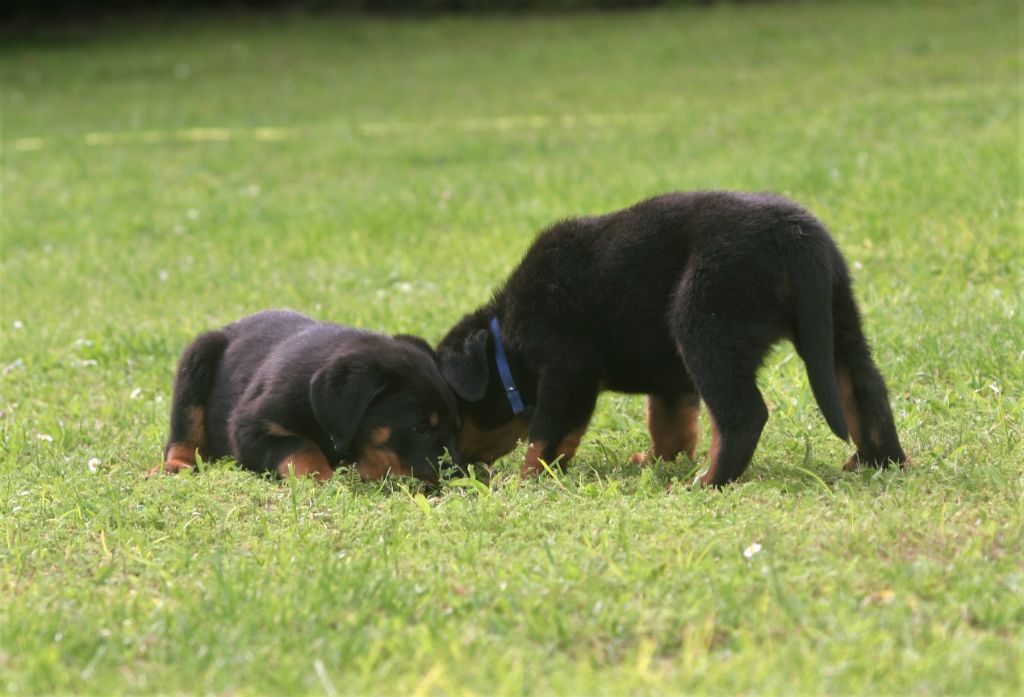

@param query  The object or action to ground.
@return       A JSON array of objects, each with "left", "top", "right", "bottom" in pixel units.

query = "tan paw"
[
  {"left": 843, "top": 453, "right": 862, "bottom": 472},
  {"left": 145, "top": 461, "right": 194, "bottom": 478},
  {"left": 521, "top": 441, "right": 546, "bottom": 477}
]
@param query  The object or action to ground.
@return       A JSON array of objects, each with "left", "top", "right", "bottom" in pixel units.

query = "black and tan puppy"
[
  {"left": 437, "top": 191, "right": 906, "bottom": 486},
  {"left": 150, "top": 310, "right": 460, "bottom": 483}
]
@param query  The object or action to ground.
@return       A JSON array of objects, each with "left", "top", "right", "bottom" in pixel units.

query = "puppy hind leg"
[
  {"left": 832, "top": 287, "right": 907, "bottom": 470},
  {"left": 153, "top": 406, "right": 205, "bottom": 476},
  {"left": 151, "top": 330, "right": 229, "bottom": 477},
  {"left": 675, "top": 312, "right": 772, "bottom": 486},
  {"left": 836, "top": 360, "right": 906, "bottom": 471},
  {"left": 694, "top": 383, "right": 768, "bottom": 487}
]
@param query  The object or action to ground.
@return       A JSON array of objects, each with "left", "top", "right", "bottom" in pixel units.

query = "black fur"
[
  {"left": 156, "top": 310, "right": 460, "bottom": 483},
  {"left": 437, "top": 191, "right": 907, "bottom": 486}
]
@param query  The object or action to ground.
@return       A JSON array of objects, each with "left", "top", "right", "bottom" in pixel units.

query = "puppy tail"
[{"left": 789, "top": 235, "right": 850, "bottom": 443}]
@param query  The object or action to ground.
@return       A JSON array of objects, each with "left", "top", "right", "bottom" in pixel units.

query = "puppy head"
[
  {"left": 310, "top": 335, "right": 460, "bottom": 482},
  {"left": 436, "top": 320, "right": 530, "bottom": 465}
]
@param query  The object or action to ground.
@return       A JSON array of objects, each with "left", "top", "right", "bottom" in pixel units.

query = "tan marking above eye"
[{"left": 429, "top": 412, "right": 440, "bottom": 428}]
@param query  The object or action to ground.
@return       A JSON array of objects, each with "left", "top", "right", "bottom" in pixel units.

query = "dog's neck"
[{"left": 489, "top": 316, "right": 533, "bottom": 417}]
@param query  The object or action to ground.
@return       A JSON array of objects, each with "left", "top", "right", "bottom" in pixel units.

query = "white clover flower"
[{"left": 743, "top": 542, "right": 762, "bottom": 559}]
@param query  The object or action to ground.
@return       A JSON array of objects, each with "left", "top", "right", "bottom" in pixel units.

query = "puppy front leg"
[
  {"left": 232, "top": 417, "right": 335, "bottom": 482},
  {"left": 522, "top": 367, "right": 599, "bottom": 477},
  {"left": 258, "top": 435, "right": 335, "bottom": 481}
]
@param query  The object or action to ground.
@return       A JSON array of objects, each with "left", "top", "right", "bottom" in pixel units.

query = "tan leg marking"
[
  {"left": 356, "top": 445, "right": 411, "bottom": 480},
  {"left": 276, "top": 439, "right": 335, "bottom": 482},
  {"left": 165, "top": 443, "right": 197, "bottom": 468},
  {"left": 185, "top": 406, "right": 209, "bottom": 460},
  {"left": 556, "top": 430, "right": 584, "bottom": 462},
  {"left": 521, "top": 428, "right": 586, "bottom": 477},
  {"left": 633, "top": 395, "right": 702, "bottom": 464},
  {"left": 370, "top": 426, "right": 392, "bottom": 447},
  {"left": 458, "top": 414, "right": 529, "bottom": 464},
  {"left": 521, "top": 440, "right": 548, "bottom": 477},
  {"left": 696, "top": 415, "right": 723, "bottom": 487},
  {"left": 551, "top": 429, "right": 586, "bottom": 470},
  {"left": 147, "top": 443, "right": 198, "bottom": 477},
  {"left": 837, "top": 367, "right": 865, "bottom": 471},
  {"left": 151, "top": 405, "right": 209, "bottom": 477},
  {"left": 676, "top": 403, "right": 701, "bottom": 460}
]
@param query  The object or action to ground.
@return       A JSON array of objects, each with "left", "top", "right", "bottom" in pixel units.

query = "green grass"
[{"left": 1, "top": 1, "right": 1021, "bottom": 693}]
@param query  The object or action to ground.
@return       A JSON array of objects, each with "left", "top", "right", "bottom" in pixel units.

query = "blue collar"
[{"left": 489, "top": 316, "right": 531, "bottom": 417}]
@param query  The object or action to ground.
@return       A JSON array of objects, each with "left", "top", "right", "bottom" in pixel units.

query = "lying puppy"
[
  {"left": 150, "top": 310, "right": 460, "bottom": 482},
  {"left": 437, "top": 191, "right": 907, "bottom": 486}
]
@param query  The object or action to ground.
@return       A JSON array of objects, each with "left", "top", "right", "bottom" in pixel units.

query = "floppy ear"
[
  {"left": 309, "top": 356, "right": 387, "bottom": 455},
  {"left": 437, "top": 328, "right": 490, "bottom": 402}
]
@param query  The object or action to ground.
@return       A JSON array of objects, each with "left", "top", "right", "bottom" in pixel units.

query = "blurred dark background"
[{"left": 3, "top": 0, "right": 771, "bottom": 22}]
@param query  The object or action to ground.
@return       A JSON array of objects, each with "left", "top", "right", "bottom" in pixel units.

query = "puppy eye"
[{"left": 412, "top": 423, "right": 432, "bottom": 434}]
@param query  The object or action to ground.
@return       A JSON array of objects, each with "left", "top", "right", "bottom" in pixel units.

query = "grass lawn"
[{"left": 1, "top": 1, "right": 1021, "bottom": 693}]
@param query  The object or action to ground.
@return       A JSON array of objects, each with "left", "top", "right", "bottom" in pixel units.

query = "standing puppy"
[
  {"left": 437, "top": 192, "right": 906, "bottom": 486},
  {"left": 151, "top": 310, "right": 460, "bottom": 482}
]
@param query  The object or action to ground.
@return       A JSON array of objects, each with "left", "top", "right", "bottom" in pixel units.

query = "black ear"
[
  {"left": 309, "top": 355, "right": 386, "bottom": 455},
  {"left": 437, "top": 328, "right": 490, "bottom": 402}
]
